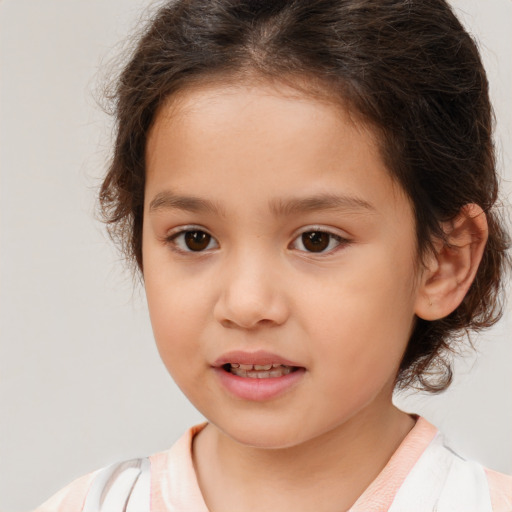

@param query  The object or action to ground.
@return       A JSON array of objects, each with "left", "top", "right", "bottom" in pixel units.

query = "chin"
[
  {"left": 227, "top": 428, "right": 302, "bottom": 450},
  {"left": 209, "top": 412, "right": 315, "bottom": 450}
]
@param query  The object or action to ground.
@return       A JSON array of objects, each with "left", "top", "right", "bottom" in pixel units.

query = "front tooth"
[
  {"left": 246, "top": 370, "right": 272, "bottom": 378},
  {"left": 230, "top": 363, "right": 240, "bottom": 368},
  {"left": 254, "top": 364, "right": 272, "bottom": 370},
  {"left": 239, "top": 363, "right": 253, "bottom": 370}
]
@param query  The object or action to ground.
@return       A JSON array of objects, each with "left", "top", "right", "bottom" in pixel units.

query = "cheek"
[
  {"left": 144, "top": 261, "right": 211, "bottom": 376},
  {"left": 306, "top": 262, "right": 416, "bottom": 391},
  {"left": 146, "top": 287, "right": 210, "bottom": 407}
]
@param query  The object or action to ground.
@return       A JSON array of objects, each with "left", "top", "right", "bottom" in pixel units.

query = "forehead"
[
  {"left": 147, "top": 79, "right": 376, "bottom": 162},
  {"left": 145, "top": 81, "right": 407, "bottom": 217}
]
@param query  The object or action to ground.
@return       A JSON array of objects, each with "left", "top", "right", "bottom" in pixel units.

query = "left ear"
[{"left": 415, "top": 203, "right": 488, "bottom": 321}]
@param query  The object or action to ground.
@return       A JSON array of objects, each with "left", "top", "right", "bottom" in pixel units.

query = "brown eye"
[
  {"left": 167, "top": 228, "right": 219, "bottom": 254},
  {"left": 184, "top": 230, "right": 212, "bottom": 251},
  {"left": 301, "top": 231, "right": 331, "bottom": 252},
  {"left": 290, "top": 230, "right": 347, "bottom": 254}
]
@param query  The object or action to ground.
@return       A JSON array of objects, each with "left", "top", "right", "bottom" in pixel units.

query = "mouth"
[
  {"left": 213, "top": 351, "right": 305, "bottom": 401},
  {"left": 222, "top": 363, "right": 297, "bottom": 379}
]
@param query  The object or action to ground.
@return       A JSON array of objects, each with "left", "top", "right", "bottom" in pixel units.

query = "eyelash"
[
  {"left": 289, "top": 227, "right": 350, "bottom": 255},
  {"left": 164, "top": 225, "right": 350, "bottom": 255},
  {"left": 165, "top": 225, "right": 219, "bottom": 254}
]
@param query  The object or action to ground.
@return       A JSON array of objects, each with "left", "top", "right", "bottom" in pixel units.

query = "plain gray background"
[{"left": 0, "top": 1, "right": 511, "bottom": 510}]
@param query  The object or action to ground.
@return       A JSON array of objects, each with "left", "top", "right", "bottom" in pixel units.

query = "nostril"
[
  {"left": 219, "top": 316, "right": 281, "bottom": 330},
  {"left": 219, "top": 318, "right": 237, "bottom": 329},
  {"left": 213, "top": 285, "right": 290, "bottom": 329}
]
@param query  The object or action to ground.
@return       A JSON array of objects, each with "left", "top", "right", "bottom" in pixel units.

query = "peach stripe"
[
  {"left": 485, "top": 467, "right": 512, "bottom": 512},
  {"left": 349, "top": 416, "right": 438, "bottom": 511}
]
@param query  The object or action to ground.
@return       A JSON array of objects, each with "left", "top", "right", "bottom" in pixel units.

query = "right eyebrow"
[
  {"left": 148, "top": 191, "right": 225, "bottom": 215},
  {"left": 268, "top": 193, "right": 376, "bottom": 217}
]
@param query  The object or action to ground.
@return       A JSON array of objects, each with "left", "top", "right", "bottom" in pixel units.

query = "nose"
[{"left": 213, "top": 251, "right": 290, "bottom": 330}]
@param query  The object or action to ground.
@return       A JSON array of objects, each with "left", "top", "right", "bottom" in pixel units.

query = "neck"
[{"left": 193, "top": 400, "right": 415, "bottom": 512}]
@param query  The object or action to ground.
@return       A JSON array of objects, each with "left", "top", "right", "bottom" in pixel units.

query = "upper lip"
[{"left": 213, "top": 350, "right": 303, "bottom": 368}]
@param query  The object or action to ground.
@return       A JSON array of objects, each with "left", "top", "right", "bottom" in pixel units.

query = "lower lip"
[{"left": 214, "top": 367, "right": 305, "bottom": 401}]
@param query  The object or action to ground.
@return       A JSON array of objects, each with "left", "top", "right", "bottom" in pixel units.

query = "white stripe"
[
  {"left": 82, "top": 458, "right": 151, "bottom": 512},
  {"left": 389, "top": 433, "right": 492, "bottom": 512},
  {"left": 126, "top": 459, "right": 151, "bottom": 512}
]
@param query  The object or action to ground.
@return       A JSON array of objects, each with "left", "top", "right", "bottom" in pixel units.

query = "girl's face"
[{"left": 143, "top": 82, "right": 424, "bottom": 448}]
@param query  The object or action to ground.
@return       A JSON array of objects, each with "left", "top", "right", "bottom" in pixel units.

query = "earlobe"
[{"left": 415, "top": 204, "right": 488, "bottom": 321}]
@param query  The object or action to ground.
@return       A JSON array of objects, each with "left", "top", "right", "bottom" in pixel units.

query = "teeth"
[
  {"left": 229, "top": 365, "right": 294, "bottom": 378},
  {"left": 229, "top": 363, "right": 290, "bottom": 371},
  {"left": 247, "top": 370, "right": 264, "bottom": 378},
  {"left": 254, "top": 364, "right": 272, "bottom": 370}
]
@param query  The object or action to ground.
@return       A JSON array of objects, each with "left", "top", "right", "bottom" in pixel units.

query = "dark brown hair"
[{"left": 100, "top": 0, "right": 510, "bottom": 392}]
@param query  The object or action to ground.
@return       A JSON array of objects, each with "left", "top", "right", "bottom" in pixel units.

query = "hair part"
[{"left": 99, "top": 0, "right": 510, "bottom": 393}]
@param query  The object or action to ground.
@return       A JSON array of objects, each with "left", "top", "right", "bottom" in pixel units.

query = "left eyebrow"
[
  {"left": 268, "top": 193, "right": 376, "bottom": 217},
  {"left": 148, "top": 191, "right": 225, "bottom": 215}
]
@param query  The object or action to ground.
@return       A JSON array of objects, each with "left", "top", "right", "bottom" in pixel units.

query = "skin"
[{"left": 142, "top": 81, "right": 487, "bottom": 511}]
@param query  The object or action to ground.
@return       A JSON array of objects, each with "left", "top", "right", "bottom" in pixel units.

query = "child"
[{"left": 35, "top": 0, "right": 511, "bottom": 510}]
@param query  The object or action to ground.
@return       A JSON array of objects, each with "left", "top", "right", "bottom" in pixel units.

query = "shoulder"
[
  {"left": 432, "top": 431, "right": 512, "bottom": 511},
  {"left": 34, "top": 470, "right": 99, "bottom": 512},
  {"left": 33, "top": 459, "right": 151, "bottom": 512},
  {"left": 33, "top": 424, "right": 206, "bottom": 512},
  {"left": 484, "top": 467, "right": 512, "bottom": 512},
  {"left": 388, "top": 417, "right": 512, "bottom": 512},
  {"left": 425, "top": 427, "right": 512, "bottom": 512}
]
